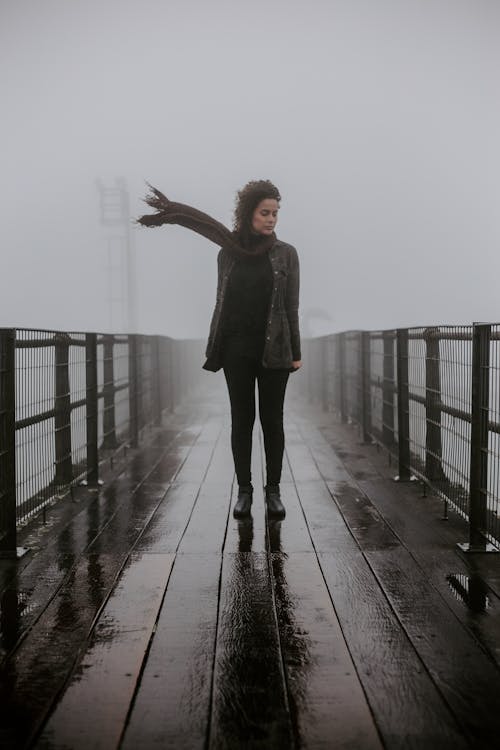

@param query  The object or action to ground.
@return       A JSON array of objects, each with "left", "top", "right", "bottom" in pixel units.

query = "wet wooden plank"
[
  {"left": 177, "top": 481, "right": 232, "bottom": 553},
  {"left": 318, "top": 551, "right": 468, "bottom": 750},
  {"left": 0, "top": 422, "right": 210, "bottom": 747},
  {"left": 36, "top": 552, "right": 174, "bottom": 750},
  {"left": 87, "top": 419, "right": 220, "bottom": 556},
  {"left": 122, "top": 552, "right": 221, "bottom": 750},
  {"left": 357, "top": 478, "right": 500, "bottom": 665},
  {"left": 365, "top": 546, "right": 500, "bottom": 745},
  {"left": 289, "top": 472, "right": 469, "bottom": 747},
  {"left": 173, "top": 420, "right": 223, "bottom": 483},
  {"left": 177, "top": 428, "right": 233, "bottom": 553},
  {"left": 209, "top": 551, "right": 293, "bottom": 749},
  {"left": 0, "top": 552, "right": 132, "bottom": 750},
  {"left": 278, "top": 417, "right": 294, "bottom": 483},
  {"left": 288, "top": 440, "right": 470, "bottom": 748},
  {"left": 318, "top": 422, "right": 382, "bottom": 482},
  {"left": 283, "top": 425, "right": 321, "bottom": 482},
  {"left": 272, "top": 550, "right": 383, "bottom": 750},
  {"left": 203, "top": 418, "right": 233, "bottom": 483},
  {"left": 0, "top": 553, "right": 76, "bottom": 664},
  {"left": 86, "top": 481, "right": 173, "bottom": 555},
  {"left": 314, "top": 417, "right": 500, "bottom": 674},
  {"left": 293, "top": 479, "right": 358, "bottom": 552},
  {"left": 294, "top": 415, "right": 500, "bottom": 745},
  {"left": 135, "top": 481, "right": 202, "bottom": 554}
]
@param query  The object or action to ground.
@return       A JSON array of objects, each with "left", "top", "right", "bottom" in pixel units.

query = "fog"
[{"left": 2, "top": 0, "right": 499, "bottom": 338}]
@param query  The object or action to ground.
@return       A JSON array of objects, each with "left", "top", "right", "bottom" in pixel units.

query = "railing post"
[
  {"left": 0, "top": 329, "right": 18, "bottom": 557},
  {"left": 459, "top": 324, "right": 495, "bottom": 552},
  {"left": 128, "top": 334, "right": 139, "bottom": 448},
  {"left": 327, "top": 336, "right": 334, "bottom": 411},
  {"left": 54, "top": 333, "right": 73, "bottom": 485},
  {"left": 167, "top": 337, "right": 174, "bottom": 412},
  {"left": 102, "top": 335, "right": 118, "bottom": 449},
  {"left": 396, "top": 328, "right": 411, "bottom": 481},
  {"left": 158, "top": 337, "right": 168, "bottom": 413},
  {"left": 307, "top": 338, "right": 314, "bottom": 403},
  {"left": 321, "top": 337, "right": 328, "bottom": 411},
  {"left": 153, "top": 336, "right": 162, "bottom": 426},
  {"left": 361, "top": 331, "right": 371, "bottom": 443},
  {"left": 85, "top": 333, "right": 99, "bottom": 487},
  {"left": 171, "top": 338, "right": 178, "bottom": 410},
  {"left": 338, "top": 333, "right": 347, "bottom": 423},
  {"left": 424, "top": 327, "right": 445, "bottom": 482},
  {"left": 382, "top": 331, "right": 395, "bottom": 449}
]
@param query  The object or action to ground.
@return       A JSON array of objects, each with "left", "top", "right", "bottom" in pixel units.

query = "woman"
[{"left": 137, "top": 180, "right": 301, "bottom": 520}]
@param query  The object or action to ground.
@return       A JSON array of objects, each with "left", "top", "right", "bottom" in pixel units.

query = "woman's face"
[{"left": 251, "top": 198, "right": 279, "bottom": 235}]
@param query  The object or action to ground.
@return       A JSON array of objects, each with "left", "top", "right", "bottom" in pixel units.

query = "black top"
[{"left": 221, "top": 251, "right": 273, "bottom": 359}]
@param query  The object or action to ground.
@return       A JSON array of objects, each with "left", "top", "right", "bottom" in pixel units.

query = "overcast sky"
[{"left": 1, "top": 0, "right": 499, "bottom": 338}]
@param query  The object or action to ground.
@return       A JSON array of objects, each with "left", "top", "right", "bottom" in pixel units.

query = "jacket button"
[{"left": 266, "top": 336, "right": 270, "bottom": 340}]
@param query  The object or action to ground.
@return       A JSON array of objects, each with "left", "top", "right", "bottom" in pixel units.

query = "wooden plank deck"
[{"left": 2, "top": 378, "right": 500, "bottom": 749}]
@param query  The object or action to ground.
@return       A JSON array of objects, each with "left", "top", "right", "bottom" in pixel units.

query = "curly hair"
[{"left": 233, "top": 179, "right": 281, "bottom": 234}]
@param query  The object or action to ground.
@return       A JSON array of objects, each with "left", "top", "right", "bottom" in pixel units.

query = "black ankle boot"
[
  {"left": 265, "top": 484, "right": 285, "bottom": 519},
  {"left": 234, "top": 484, "right": 253, "bottom": 518}
]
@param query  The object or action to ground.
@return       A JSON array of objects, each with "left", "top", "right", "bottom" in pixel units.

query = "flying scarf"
[{"left": 136, "top": 184, "right": 276, "bottom": 259}]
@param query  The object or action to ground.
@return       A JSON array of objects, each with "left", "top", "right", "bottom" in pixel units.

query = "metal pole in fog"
[{"left": 96, "top": 177, "right": 136, "bottom": 333}]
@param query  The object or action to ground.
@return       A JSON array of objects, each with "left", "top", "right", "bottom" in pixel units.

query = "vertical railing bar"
[
  {"left": 396, "top": 328, "right": 411, "bottom": 481},
  {"left": 424, "top": 327, "right": 445, "bottom": 483},
  {"left": 153, "top": 336, "right": 162, "bottom": 426},
  {"left": 85, "top": 332, "right": 99, "bottom": 487},
  {"left": 361, "top": 331, "right": 371, "bottom": 442},
  {"left": 339, "top": 333, "right": 346, "bottom": 424},
  {"left": 102, "top": 334, "right": 118, "bottom": 449},
  {"left": 54, "top": 333, "right": 73, "bottom": 485},
  {"left": 128, "top": 334, "right": 139, "bottom": 448},
  {"left": 382, "top": 331, "right": 395, "bottom": 451},
  {"left": 459, "top": 323, "right": 497, "bottom": 552},
  {"left": 0, "top": 329, "right": 23, "bottom": 557}
]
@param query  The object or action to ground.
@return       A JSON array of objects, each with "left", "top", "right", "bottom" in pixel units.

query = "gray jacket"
[{"left": 203, "top": 239, "right": 301, "bottom": 371}]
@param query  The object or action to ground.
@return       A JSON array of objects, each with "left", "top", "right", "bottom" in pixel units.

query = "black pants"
[{"left": 222, "top": 348, "right": 290, "bottom": 487}]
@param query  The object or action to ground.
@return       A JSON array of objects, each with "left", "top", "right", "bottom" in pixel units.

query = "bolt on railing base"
[
  {"left": 0, "top": 546, "right": 29, "bottom": 560},
  {"left": 457, "top": 542, "right": 499, "bottom": 554}
]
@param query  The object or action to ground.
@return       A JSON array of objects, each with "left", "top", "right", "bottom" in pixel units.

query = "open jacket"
[{"left": 203, "top": 239, "right": 301, "bottom": 372}]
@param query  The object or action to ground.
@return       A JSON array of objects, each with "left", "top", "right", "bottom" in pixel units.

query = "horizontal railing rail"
[
  {"left": 301, "top": 323, "right": 500, "bottom": 552},
  {"left": 0, "top": 328, "right": 205, "bottom": 557}
]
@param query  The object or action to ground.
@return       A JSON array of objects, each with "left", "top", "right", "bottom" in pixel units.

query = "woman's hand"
[{"left": 292, "top": 360, "right": 302, "bottom": 370}]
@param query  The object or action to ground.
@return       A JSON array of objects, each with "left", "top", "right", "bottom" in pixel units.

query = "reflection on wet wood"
[
  {"left": 0, "top": 416, "right": 210, "bottom": 749},
  {"left": 37, "top": 553, "right": 174, "bottom": 750},
  {"left": 357, "top": 477, "right": 500, "bottom": 668},
  {"left": 273, "top": 550, "right": 383, "bottom": 749},
  {"left": 319, "top": 550, "right": 468, "bottom": 750},
  {"left": 3, "top": 387, "right": 500, "bottom": 749},
  {"left": 209, "top": 551, "right": 292, "bottom": 749},
  {"left": 366, "top": 546, "right": 500, "bottom": 746},
  {"left": 122, "top": 553, "right": 221, "bottom": 750}
]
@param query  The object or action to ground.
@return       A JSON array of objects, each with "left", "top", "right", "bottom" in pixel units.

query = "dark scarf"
[{"left": 136, "top": 184, "right": 276, "bottom": 259}]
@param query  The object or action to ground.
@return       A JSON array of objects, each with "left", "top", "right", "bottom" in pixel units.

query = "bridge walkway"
[{"left": 2, "top": 378, "right": 500, "bottom": 749}]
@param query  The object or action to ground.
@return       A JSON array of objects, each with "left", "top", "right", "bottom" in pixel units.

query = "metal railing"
[
  {"left": 302, "top": 324, "right": 500, "bottom": 551},
  {"left": 0, "top": 329, "right": 204, "bottom": 556}
]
